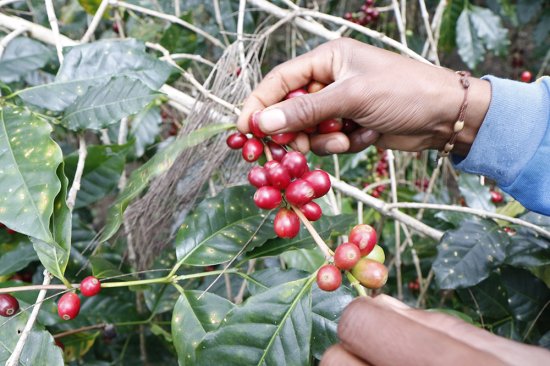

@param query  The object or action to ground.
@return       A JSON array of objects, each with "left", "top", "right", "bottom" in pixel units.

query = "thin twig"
[
  {"left": 0, "top": 284, "right": 77, "bottom": 293},
  {"left": 44, "top": 0, "right": 64, "bottom": 63},
  {"left": 54, "top": 323, "right": 107, "bottom": 339},
  {"left": 391, "top": 0, "right": 408, "bottom": 47},
  {"left": 387, "top": 150, "right": 403, "bottom": 300},
  {"left": 165, "top": 53, "right": 215, "bottom": 67},
  {"left": 418, "top": 0, "right": 440, "bottom": 65},
  {"left": 236, "top": 0, "right": 247, "bottom": 71},
  {"left": 66, "top": 135, "right": 88, "bottom": 211},
  {"left": 292, "top": 205, "right": 333, "bottom": 259},
  {"left": 212, "top": 0, "right": 230, "bottom": 45},
  {"left": 80, "top": 0, "right": 110, "bottom": 43},
  {"left": 416, "top": 268, "right": 433, "bottom": 307},
  {"left": 0, "top": 26, "right": 26, "bottom": 58}
]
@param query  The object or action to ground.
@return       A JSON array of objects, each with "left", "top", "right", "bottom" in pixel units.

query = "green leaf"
[
  {"left": 174, "top": 186, "right": 277, "bottom": 266},
  {"left": 19, "top": 39, "right": 172, "bottom": 111},
  {"left": 172, "top": 290, "right": 235, "bottom": 365},
  {"left": 458, "top": 174, "right": 495, "bottom": 212},
  {"left": 0, "top": 239, "right": 38, "bottom": 276},
  {"left": 98, "top": 123, "right": 233, "bottom": 243},
  {"left": 439, "top": 0, "right": 465, "bottom": 51},
  {"left": 130, "top": 106, "right": 162, "bottom": 157},
  {"left": 195, "top": 277, "right": 314, "bottom": 366},
  {"left": 65, "top": 144, "right": 128, "bottom": 208},
  {"left": 78, "top": 0, "right": 103, "bottom": 15},
  {"left": 160, "top": 12, "right": 199, "bottom": 55},
  {"left": 61, "top": 331, "right": 99, "bottom": 363},
  {"left": 433, "top": 219, "right": 508, "bottom": 289},
  {"left": 61, "top": 76, "right": 159, "bottom": 131},
  {"left": 456, "top": 7, "right": 485, "bottom": 69},
  {"left": 248, "top": 268, "right": 309, "bottom": 295},
  {"left": 246, "top": 214, "right": 353, "bottom": 259},
  {"left": 517, "top": 0, "right": 543, "bottom": 24},
  {"left": 90, "top": 256, "right": 124, "bottom": 279},
  {"left": 468, "top": 6, "right": 509, "bottom": 54},
  {"left": 0, "top": 38, "right": 51, "bottom": 83},
  {"left": 0, "top": 106, "right": 62, "bottom": 243},
  {"left": 0, "top": 309, "right": 64, "bottom": 365},
  {"left": 501, "top": 267, "right": 550, "bottom": 323},
  {"left": 281, "top": 248, "right": 325, "bottom": 273},
  {"left": 457, "top": 273, "right": 511, "bottom": 319}
]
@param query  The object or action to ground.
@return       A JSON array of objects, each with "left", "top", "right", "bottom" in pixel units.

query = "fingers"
[
  {"left": 320, "top": 344, "right": 370, "bottom": 366},
  {"left": 348, "top": 128, "right": 380, "bottom": 153},
  {"left": 310, "top": 132, "right": 350, "bottom": 155}
]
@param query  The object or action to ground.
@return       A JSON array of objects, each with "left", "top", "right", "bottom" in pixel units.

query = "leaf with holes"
[
  {"left": 195, "top": 277, "right": 314, "bottom": 366},
  {"left": 0, "top": 38, "right": 51, "bottom": 83},
  {"left": 433, "top": 219, "right": 509, "bottom": 289},
  {"left": 130, "top": 106, "right": 162, "bottom": 157}
]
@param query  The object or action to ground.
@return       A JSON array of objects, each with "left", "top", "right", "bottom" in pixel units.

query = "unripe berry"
[
  {"left": 226, "top": 132, "right": 247, "bottom": 149},
  {"left": 267, "top": 141, "right": 287, "bottom": 162},
  {"left": 349, "top": 224, "right": 377, "bottom": 256},
  {"left": 351, "top": 258, "right": 388, "bottom": 289},
  {"left": 302, "top": 170, "right": 331, "bottom": 198},
  {"left": 281, "top": 151, "right": 308, "bottom": 178},
  {"left": 300, "top": 201, "right": 322, "bottom": 221},
  {"left": 285, "top": 88, "right": 308, "bottom": 99},
  {"left": 242, "top": 138, "right": 264, "bottom": 162},
  {"left": 316, "top": 264, "right": 342, "bottom": 291},
  {"left": 248, "top": 166, "right": 270, "bottom": 188},
  {"left": 520, "top": 70, "right": 532, "bottom": 83},
  {"left": 0, "top": 294, "right": 19, "bottom": 317},
  {"left": 490, "top": 190, "right": 503, "bottom": 204},
  {"left": 271, "top": 132, "right": 297, "bottom": 145},
  {"left": 285, "top": 179, "right": 315, "bottom": 206},
  {"left": 80, "top": 276, "right": 101, "bottom": 297},
  {"left": 317, "top": 119, "right": 343, "bottom": 134},
  {"left": 248, "top": 111, "right": 266, "bottom": 138},
  {"left": 266, "top": 161, "right": 292, "bottom": 190},
  {"left": 254, "top": 186, "right": 283, "bottom": 210},
  {"left": 57, "top": 292, "right": 81, "bottom": 320},
  {"left": 334, "top": 242, "right": 361, "bottom": 270},
  {"left": 274, "top": 208, "right": 300, "bottom": 238},
  {"left": 365, "top": 245, "right": 385, "bottom": 264}
]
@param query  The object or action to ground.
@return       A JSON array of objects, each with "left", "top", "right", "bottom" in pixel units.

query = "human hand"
[
  {"left": 237, "top": 38, "right": 491, "bottom": 157},
  {"left": 321, "top": 295, "right": 550, "bottom": 366}
]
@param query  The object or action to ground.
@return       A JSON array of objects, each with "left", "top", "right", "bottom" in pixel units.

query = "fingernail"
[
  {"left": 324, "top": 137, "right": 347, "bottom": 154},
  {"left": 359, "top": 129, "right": 378, "bottom": 145},
  {"left": 259, "top": 108, "right": 286, "bottom": 133}
]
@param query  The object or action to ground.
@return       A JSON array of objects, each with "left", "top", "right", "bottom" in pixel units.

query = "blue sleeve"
[{"left": 453, "top": 75, "right": 550, "bottom": 216}]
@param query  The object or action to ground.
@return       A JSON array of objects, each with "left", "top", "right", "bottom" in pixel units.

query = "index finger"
[{"left": 236, "top": 41, "right": 339, "bottom": 133}]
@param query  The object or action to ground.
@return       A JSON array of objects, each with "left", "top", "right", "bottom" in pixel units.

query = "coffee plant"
[{"left": 0, "top": 0, "right": 548, "bottom": 365}]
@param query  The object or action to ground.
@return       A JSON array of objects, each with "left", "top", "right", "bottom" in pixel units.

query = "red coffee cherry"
[
  {"left": 0, "top": 294, "right": 19, "bottom": 317},
  {"left": 334, "top": 242, "right": 361, "bottom": 270},
  {"left": 303, "top": 126, "right": 317, "bottom": 134},
  {"left": 274, "top": 208, "right": 300, "bottom": 238},
  {"left": 281, "top": 151, "right": 308, "bottom": 178},
  {"left": 317, "top": 119, "right": 343, "bottom": 134},
  {"left": 242, "top": 138, "right": 264, "bottom": 162},
  {"left": 342, "top": 119, "right": 360, "bottom": 134},
  {"left": 55, "top": 339, "right": 65, "bottom": 351},
  {"left": 316, "top": 264, "right": 342, "bottom": 291},
  {"left": 267, "top": 141, "right": 287, "bottom": 162},
  {"left": 285, "top": 179, "right": 315, "bottom": 206},
  {"left": 254, "top": 186, "right": 283, "bottom": 210},
  {"left": 349, "top": 224, "right": 377, "bottom": 256},
  {"left": 520, "top": 70, "right": 532, "bottom": 83},
  {"left": 226, "top": 132, "right": 248, "bottom": 149},
  {"left": 266, "top": 161, "right": 292, "bottom": 190},
  {"left": 351, "top": 258, "right": 388, "bottom": 289},
  {"left": 248, "top": 166, "right": 270, "bottom": 188},
  {"left": 285, "top": 88, "right": 308, "bottom": 99},
  {"left": 80, "top": 276, "right": 101, "bottom": 297},
  {"left": 248, "top": 111, "right": 266, "bottom": 138},
  {"left": 271, "top": 132, "right": 297, "bottom": 145},
  {"left": 490, "top": 190, "right": 503, "bottom": 204},
  {"left": 57, "top": 292, "right": 81, "bottom": 320},
  {"left": 302, "top": 170, "right": 331, "bottom": 198},
  {"left": 300, "top": 201, "right": 322, "bottom": 221}
]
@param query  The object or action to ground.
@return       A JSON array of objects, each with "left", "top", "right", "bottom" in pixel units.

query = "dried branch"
[
  {"left": 66, "top": 135, "right": 88, "bottom": 211},
  {"left": 391, "top": 0, "right": 408, "bottom": 47},
  {"left": 44, "top": 0, "right": 64, "bottom": 63},
  {"left": 418, "top": 0, "right": 440, "bottom": 65},
  {"left": 0, "top": 26, "right": 26, "bottom": 58},
  {"left": 80, "top": 0, "right": 110, "bottom": 43},
  {"left": 387, "top": 150, "right": 403, "bottom": 299}
]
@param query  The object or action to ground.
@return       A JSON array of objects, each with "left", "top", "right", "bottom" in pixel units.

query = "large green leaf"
[
  {"left": 98, "top": 123, "right": 233, "bottom": 243},
  {"left": 174, "top": 186, "right": 277, "bottom": 266},
  {"left": 0, "top": 106, "right": 62, "bottom": 243},
  {"left": 195, "top": 277, "right": 314, "bottom": 366},
  {"left": 246, "top": 214, "right": 352, "bottom": 259},
  {"left": 456, "top": 7, "right": 486, "bottom": 69},
  {"left": 458, "top": 174, "right": 495, "bottom": 212},
  {"left": 248, "top": 268, "right": 309, "bottom": 295},
  {"left": 457, "top": 273, "right": 511, "bottom": 320},
  {"left": 0, "top": 239, "right": 38, "bottom": 276},
  {"left": 433, "top": 219, "right": 509, "bottom": 289},
  {"left": 281, "top": 248, "right": 325, "bottom": 273},
  {"left": 0, "top": 310, "right": 64, "bottom": 365},
  {"left": 0, "top": 38, "right": 51, "bottom": 83},
  {"left": 439, "top": 0, "right": 465, "bottom": 51},
  {"left": 130, "top": 106, "right": 162, "bottom": 157},
  {"left": 61, "top": 76, "right": 159, "bottom": 131},
  {"left": 172, "top": 290, "right": 235, "bottom": 365},
  {"left": 502, "top": 267, "right": 550, "bottom": 325},
  {"left": 19, "top": 39, "right": 172, "bottom": 111}
]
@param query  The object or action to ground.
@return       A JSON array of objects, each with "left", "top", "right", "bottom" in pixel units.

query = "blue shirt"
[{"left": 454, "top": 76, "right": 550, "bottom": 216}]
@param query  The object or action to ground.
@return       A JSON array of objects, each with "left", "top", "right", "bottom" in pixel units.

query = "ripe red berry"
[
  {"left": 6, "top": 228, "right": 16, "bottom": 235},
  {"left": 80, "top": 276, "right": 101, "bottom": 297},
  {"left": 520, "top": 70, "right": 532, "bottom": 83},
  {"left": 285, "top": 88, "right": 308, "bottom": 99},
  {"left": 267, "top": 141, "right": 287, "bottom": 161},
  {"left": 281, "top": 151, "right": 308, "bottom": 178},
  {"left": 316, "top": 264, "right": 342, "bottom": 291},
  {"left": 503, "top": 227, "right": 516, "bottom": 236},
  {"left": 226, "top": 132, "right": 248, "bottom": 149},
  {"left": 266, "top": 161, "right": 291, "bottom": 190},
  {"left": 371, "top": 190, "right": 381, "bottom": 198},
  {"left": 302, "top": 170, "right": 331, "bottom": 198},
  {"left": 334, "top": 243, "right": 361, "bottom": 270},
  {"left": 342, "top": 119, "right": 360, "bottom": 134},
  {"left": 57, "top": 292, "right": 81, "bottom": 320},
  {"left": 254, "top": 186, "right": 282, "bottom": 210},
  {"left": 274, "top": 208, "right": 300, "bottom": 238},
  {"left": 271, "top": 132, "right": 297, "bottom": 145},
  {"left": 317, "top": 119, "right": 343, "bottom": 134},
  {"left": 248, "top": 111, "right": 266, "bottom": 138},
  {"left": 349, "top": 224, "right": 377, "bottom": 256},
  {"left": 300, "top": 201, "right": 322, "bottom": 221},
  {"left": 285, "top": 179, "right": 315, "bottom": 206},
  {"left": 248, "top": 166, "right": 270, "bottom": 188},
  {"left": 0, "top": 294, "right": 19, "bottom": 317},
  {"left": 408, "top": 279, "right": 420, "bottom": 291},
  {"left": 242, "top": 138, "right": 264, "bottom": 162},
  {"left": 55, "top": 339, "right": 65, "bottom": 351},
  {"left": 351, "top": 258, "right": 388, "bottom": 289},
  {"left": 490, "top": 190, "right": 503, "bottom": 204},
  {"left": 303, "top": 126, "right": 317, "bottom": 134}
]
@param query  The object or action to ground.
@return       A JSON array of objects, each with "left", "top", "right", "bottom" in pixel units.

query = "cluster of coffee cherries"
[
  {"left": 366, "top": 149, "right": 388, "bottom": 198},
  {"left": 316, "top": 224, "right": 388, "bottom": 292},
  {"left": 57, "top": 276, "right": 102, "bottom": 320},
  {"left": 344, "top": 0, "right": 379, "bottom": 26}
]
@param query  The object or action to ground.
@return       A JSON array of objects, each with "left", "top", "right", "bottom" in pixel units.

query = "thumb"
[{"left": 258, "top": 82, "right": 348, "bottom": 134}]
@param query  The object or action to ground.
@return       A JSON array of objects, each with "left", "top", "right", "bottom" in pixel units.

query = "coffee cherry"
[
  {"left": 365, "top": 245, "right": 385, "bottom": 264},
  {"left": 248, "top": 111, "right": 266, "bottom": 138},
  {"left": 57, "top": 292, "right": 81, "bottom": 320},
  {"left": 520, "top": 70, "right": 532, "bottom": 83},
  {"left": 285, "top": 179, "right": 315, "bottom": 206},
  {"left": 267, "top": 141, "right": 287, "bottom": 162},
  {"left": 281, "top": 151, "right": 308, "bottom": 178},
  {"left": 334, "top": 242, "right": 361, "bottom": 270},
  {"left": 303, "top": 126, "right": 317, "bottom": 134},
  {"left": 504, "top": 227, "right": 516, "bottom": 236},
  {"left": 266, "top": 161, "right": 291, "bottom": 190},
  {"left": 318, "top": 119, "right": 343, "bottom": 134},
  {"left": 274, "top": 208, "right": 300, "bottom": 238},
  {"left": 6, "top": 228, "right": 16, "bottom": 235},
  {"left": 302, "top": 170, "right": 331, "bottom": 198},
  {"left": 342, "top": 119, "right": 360, "bottom": 134},
  {"left": 0, "top": 294, "right": 19, "bottom": 317},
  {"left": 80, "top": 276, "right": 101, "bottom": 297},
  {"left": 285, "top": 88, "right": 308, "bottom": 99},
  {"left": 300, "top": 201, "right": 322, "bottom": 221},
  {"left": 254, "top": 186, "right": 282, "bottom": 210},
  {"left": 242, "top": 138, "right": 264, "bottom": 162},
  {"left": 271, "top": 132, "right": 297, "bottom": 145},
  {"left": 349, "top": 224, "right": 377, "bottom": 256},
  {"left": 408, "top": 279, "right": 420, "bottom": 291},
  {"left": 55, "top": 339, "right": 65, "bottom": 351},
  {"left": 307, "top": 81, "right": 326, "bottom": 93},
  {"left": 226, "top": 132, "right": 248, "bottom": 149},
  {"left": 351, "top": 258, "right": 388, "bottom": 289},
  {"left": 490, "top": 190, "right": 503, "bottom": 204},
  {"left": 316, "top": 264, "right": 342, "bottom": 291},
  {"left": 248, "top": 166, "right": 270, "bottom": 188}
]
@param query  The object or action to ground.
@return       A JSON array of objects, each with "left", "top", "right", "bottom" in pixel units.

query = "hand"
[
  {"left": 321, "top": 295, "right": 550, "bottom": 366},
  {"left": 237, "top": 38, "right": 491, "bottom": 157}
]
